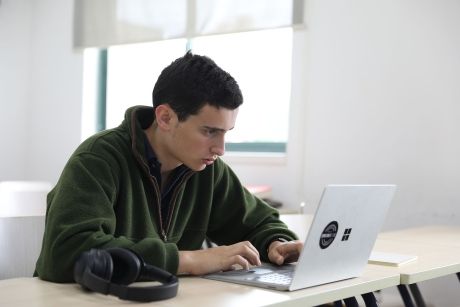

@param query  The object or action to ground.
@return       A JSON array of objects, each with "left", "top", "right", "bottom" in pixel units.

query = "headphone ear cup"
[
  {"left": 106, "top": 248, "right": 141, "bottom": 285},
  {"left": 74, "top": 248, "right": 113, "bottom": 286},
  {"left": 92, "top": 249, "right": 114, "bottom": 281}
]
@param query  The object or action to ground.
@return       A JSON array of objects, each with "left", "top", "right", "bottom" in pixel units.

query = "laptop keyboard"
[
  {"left": 257, "top": 271, "right": 293, "bottom": 285},
  {"left": 204, "top": 264, "right": 295, "bottom": 287}
]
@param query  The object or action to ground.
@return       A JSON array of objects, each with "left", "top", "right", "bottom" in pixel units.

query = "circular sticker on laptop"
[{"left": 319, "top": 221, "right": 338, "bottom": 249}]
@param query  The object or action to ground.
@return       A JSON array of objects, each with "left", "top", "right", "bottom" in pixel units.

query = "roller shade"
[{"left": 73, "top": 0, "right": 304, "bottom": 48}]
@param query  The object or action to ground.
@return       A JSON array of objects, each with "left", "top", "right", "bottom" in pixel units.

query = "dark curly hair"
[{"left": 152, "top": 51, "right": 243, "bottom": 121}]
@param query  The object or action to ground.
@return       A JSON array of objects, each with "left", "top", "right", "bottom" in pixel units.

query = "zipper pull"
[{"left": 162, "top": 230, "right": 167, "bottom": 242}]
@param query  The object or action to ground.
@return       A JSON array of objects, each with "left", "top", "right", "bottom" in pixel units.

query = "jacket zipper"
[
  {"left": 129, "top": 108, "right": 195, "bottom": 242},
  {"left": 141, "top": 157, "right": 195, "bottom": 242},
  {"left": 163, "top": 171, "right": 194, "bottom": 240},
  {"left": 140, "top": 159, "right": 167, "bottom": 241},
  {"left": 150, "top": 174, "right": 167, "bottom": 241}
]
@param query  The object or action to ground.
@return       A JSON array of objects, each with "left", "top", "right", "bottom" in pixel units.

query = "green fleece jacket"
[{"left": 35, "top": 106, "right": 297, "bottom": 282}]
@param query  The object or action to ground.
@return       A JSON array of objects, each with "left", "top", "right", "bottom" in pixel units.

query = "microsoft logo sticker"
[{"left": 341, "top": 228, "right": 352, "bottom": 241}]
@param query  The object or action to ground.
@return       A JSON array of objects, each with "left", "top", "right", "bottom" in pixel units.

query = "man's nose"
[{"left": 212, "top": 135, "right": 225, "bottom": 156}]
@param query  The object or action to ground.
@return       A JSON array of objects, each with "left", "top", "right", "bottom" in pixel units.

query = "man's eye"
[{"left": 204, "top": 129, "right": 221, "bottom": 137}]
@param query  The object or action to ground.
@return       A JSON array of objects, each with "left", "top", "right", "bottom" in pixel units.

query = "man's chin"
[{"left": 185, "top": 162, "right": 207, "bottom": 172}]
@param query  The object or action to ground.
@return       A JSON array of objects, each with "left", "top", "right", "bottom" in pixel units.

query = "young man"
[{"left": 35, "top": 52, "right": 303, "bottom": 282}]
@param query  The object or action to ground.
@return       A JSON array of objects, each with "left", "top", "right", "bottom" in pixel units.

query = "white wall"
[
  {"left": 27, "top": 0, "right": 84, "bottom": 182},
  {"left": 0, "top": 0, "right": 83, "bottom": 183},
  {"left": 302, "top": 0, "right": 460, "bottom": 231},
  {"left": 302, "top": 2, "right": 460, "bottom": 305},
  {"left": 0, "top": 0, "right": 32, "bottom": 180}
]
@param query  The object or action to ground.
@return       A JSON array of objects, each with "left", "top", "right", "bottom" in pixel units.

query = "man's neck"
[{"left": 144, "top": 123, "right": 181, "bottom": 175}]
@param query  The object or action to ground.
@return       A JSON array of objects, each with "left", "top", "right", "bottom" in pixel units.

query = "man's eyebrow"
[{"left": 202, "top": 125, "right": 234, "bottom": 132}]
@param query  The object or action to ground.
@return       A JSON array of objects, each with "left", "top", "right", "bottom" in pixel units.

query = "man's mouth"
[{"left": 203, "top": 156, "right": 217, "bottom": 165}]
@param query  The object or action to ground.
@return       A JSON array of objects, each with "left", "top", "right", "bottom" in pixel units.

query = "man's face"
[{"left": 166, "top": 104, "right": 238, "bottom": 171}]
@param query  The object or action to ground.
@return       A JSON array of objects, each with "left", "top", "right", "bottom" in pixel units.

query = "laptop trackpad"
[
  {"left": 215, "top": 263, "right": 294, "bottom": 279},
  {"left": 222, "top": 267, "right": 273, "bottom": 276}
]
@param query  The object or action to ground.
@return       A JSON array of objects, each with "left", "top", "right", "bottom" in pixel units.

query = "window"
[
  {"left": 100, "top": 28, "right": 293, "bottom": 153},
  {"left": 191, "top": 28, "right": 293, "bottom": 152},
  {"left": 105, "top": 39, "right": 187, "bottom": 129}
]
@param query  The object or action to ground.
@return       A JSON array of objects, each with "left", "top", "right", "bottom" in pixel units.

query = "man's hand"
[
  {"left": 178, "top": 241, "right": 262, "bottom": 275},
  {"left": 267, "top": 240, "right": 303, "bottom": 265}
]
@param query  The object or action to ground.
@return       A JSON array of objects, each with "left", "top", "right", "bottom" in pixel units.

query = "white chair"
[{"left": 0, "top": 181, "right": 52, "bottom": 279}]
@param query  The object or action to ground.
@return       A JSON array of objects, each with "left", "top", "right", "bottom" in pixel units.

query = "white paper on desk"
[{"left": 368, "top": 251, "right": 418, "bottom": 266}]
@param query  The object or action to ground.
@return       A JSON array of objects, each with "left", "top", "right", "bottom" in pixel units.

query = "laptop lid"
[
  {"left": 203, "top": 184, "right": 396, "bottom": 291},
  {"left": 289, "top": 184, "right": 396, "bottom": 290}
]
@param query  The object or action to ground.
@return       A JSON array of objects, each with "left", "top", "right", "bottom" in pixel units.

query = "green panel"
[
  {"left": 226, "top": 142, "right": 286, "bottom": 153},
  {"left": 96, "top": 49, "right": 108, "bottom": 132}
]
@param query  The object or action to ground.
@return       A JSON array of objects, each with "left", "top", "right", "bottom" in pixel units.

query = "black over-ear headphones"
[{"left": 73, "top": 247, "right": 178, "bottom": 302}]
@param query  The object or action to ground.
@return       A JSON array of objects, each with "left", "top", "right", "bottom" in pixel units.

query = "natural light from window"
[
  {"left": 191, "top": 28, "right": 292, "bottom": 144},
  {"left": 105, "top": 28, "right": 292, "bottom": 151},
  {"left": 106, "top": 39, "right": 187, "bottom": 128}
]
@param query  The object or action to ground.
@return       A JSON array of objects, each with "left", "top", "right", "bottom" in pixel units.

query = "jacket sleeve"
[
  {"left": 35, "top": 152, "right": 179, "bottom": 283},
  {"left": 206, "top": 160, "right": 298, "bottom": 262}
]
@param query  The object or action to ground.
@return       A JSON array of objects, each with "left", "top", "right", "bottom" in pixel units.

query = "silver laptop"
[{"left": 203, "top": 184, "right": 396, "bottom": 291}]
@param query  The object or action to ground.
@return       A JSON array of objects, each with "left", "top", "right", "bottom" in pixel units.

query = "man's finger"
[
  {"left": 229, "top": 255, "right": 250, "bottom": 270},
  {"left": 234, "top": 242, "right": 261, "bottom": 266},
  {"left": 277, "top": 242, "right": 303, "bottom": 263}
]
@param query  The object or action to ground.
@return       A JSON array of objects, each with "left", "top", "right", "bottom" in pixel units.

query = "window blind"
[{"left": 73, "top": 0, "right": 304, "bottom": 48}]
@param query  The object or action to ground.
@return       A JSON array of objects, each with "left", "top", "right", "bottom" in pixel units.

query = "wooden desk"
[
  {"left": 373, "top": 226, "right": 460, "bottom": 306},
  {"left": 373, "top": 227, "right": 460, "bottom": 284},
  {"left": 378, "top": 225, "right": 460, "bottom": 247},
  {"left": 0, "top": 268, "right": 400, "bottom": 307}
]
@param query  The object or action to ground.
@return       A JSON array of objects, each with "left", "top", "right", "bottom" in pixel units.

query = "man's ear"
[{"left": 155, "top": 104, "right": 177, "bottom": 130}]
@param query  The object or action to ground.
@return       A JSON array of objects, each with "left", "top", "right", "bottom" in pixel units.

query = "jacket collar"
[{"left": 124, "top": 105, "right": 193, "bottom": 176}]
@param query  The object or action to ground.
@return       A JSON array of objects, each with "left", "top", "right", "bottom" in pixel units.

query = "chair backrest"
[
  {"left": 0, "top": 216, "right": 46, "bottom": 279},
  {"left": 0, "top": 181, "right": 52, "bottom": 279}
]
